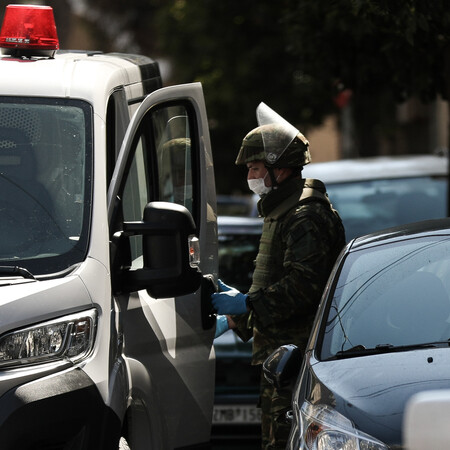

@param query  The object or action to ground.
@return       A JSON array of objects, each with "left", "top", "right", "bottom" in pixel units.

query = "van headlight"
[
  {"left": 0, "top": 310, "right": 97, "bottom": 368},
  {"left": 300, "top": 401, "right": 389, "bottom": 450}
]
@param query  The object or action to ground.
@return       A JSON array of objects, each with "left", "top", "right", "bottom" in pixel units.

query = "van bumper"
[{"left": 0, "top": 368, "right": 121, "bottom": 450}]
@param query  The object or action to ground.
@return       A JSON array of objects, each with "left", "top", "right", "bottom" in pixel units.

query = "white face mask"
[{"left": 248, "top": 172, "right": 271, "bottom": 196}]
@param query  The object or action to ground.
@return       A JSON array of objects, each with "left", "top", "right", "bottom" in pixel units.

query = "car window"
[
  {"left": 320, "top": 235, "right": 450, "bottom": 359},
  {"left": 326, "top": 176, "right": 447, "bottom": 241},
  {"left": 218, "top": 232, "right": 260, "bottom": 293},
  {"left": 216, "top": 194, "right": 260, "bottom": 217}
]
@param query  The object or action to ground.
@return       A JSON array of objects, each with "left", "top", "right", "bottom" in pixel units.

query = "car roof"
[
  {"left": 217, "top": 194, "right": 259, "bottom": 217},
  {"left": 302, "top": 154, "right": 448, "bottom": 184},
  {"left": 217, "top": 215, "right": 263, "bottom": 235},
  {"left": 348, "top": 217, "right": 450, "bottom": 251}
]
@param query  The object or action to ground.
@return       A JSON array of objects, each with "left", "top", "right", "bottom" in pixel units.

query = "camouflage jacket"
[{"left": 232, "top": 177, "right": 346, "bottom": 364}]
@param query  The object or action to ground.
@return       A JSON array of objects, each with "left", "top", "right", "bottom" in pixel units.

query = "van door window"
[
  {"left": 120, "top": 103, "right": 198, "bottom": 265},
  {"left": 153, "top": 110, "right": 194, "bottom": 215},
  {"left": 122, "top": 137, "right": 149, "bottom": 262}
]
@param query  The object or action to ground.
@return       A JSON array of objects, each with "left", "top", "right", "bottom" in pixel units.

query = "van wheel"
[{"left": 119, "top": 437, "right": 131, "bottom": 450}]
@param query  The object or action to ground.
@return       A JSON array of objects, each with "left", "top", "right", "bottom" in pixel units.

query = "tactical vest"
[{"left": 250, "top": 178, "right": 345, "bottom": 294}]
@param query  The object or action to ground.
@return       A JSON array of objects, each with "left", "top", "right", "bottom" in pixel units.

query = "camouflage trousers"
[{"left": 259, "top": 367, "right": 292, "bottom": 450}]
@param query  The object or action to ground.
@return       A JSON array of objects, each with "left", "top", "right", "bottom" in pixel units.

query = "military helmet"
[
  {"left": 235, "top": 123, "right": 311, "bottom": 168},
  {"left": 235, "top": 102, "right": 311, "bottom": 168}
]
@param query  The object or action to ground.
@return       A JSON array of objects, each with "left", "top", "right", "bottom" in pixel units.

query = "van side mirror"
[
  {"left": 262, "top": 344, "right": 303, "bottom": 391},
  {"left": 113, "top": 201, "right": 202, "bottom": 298}
]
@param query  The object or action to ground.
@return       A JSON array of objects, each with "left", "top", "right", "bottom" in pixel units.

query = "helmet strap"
[
  {"left": 267, "top": 166, "right": 298, "bottom": 188},
  {"left": 266, "top": 167, "right": 279, "bottom": 189}
]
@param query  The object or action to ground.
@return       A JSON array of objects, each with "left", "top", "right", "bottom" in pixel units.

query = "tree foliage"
[
  {"left": 280, "top": 0, "right": 450, "bottom": 158},
  {"left": 79, "top": 0, "right": 450, "bottom": 193},
  {"left": 153, "top": 1, "right": 336, "bottom": 193},
  {"left": 285, "top": 0, "right": 450, "bottom": 101}
]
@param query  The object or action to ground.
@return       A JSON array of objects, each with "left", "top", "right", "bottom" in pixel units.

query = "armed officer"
[{"left": 212, "top": 103, "right": 346, "bottom": 449}]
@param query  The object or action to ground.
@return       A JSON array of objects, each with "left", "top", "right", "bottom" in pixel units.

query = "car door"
[{"left": 108, "top": 83, "right": 217, "bottom": 449}]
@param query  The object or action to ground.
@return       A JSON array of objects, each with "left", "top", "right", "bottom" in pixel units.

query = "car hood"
[{"left": 307, "top": 348, "right": 450, "bottom": 447}]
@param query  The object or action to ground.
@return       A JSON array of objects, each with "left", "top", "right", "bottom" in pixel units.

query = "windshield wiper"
[
  {"left": 335, "top": 345, "right": 369, "bottom": 358},
  {"left": 0, "top": 265, "right": 36, "bottom": 280},
  {"left": 335, "top": 341, "right": 450, "bottom": 359},
  {"left": 375, "top": 342, "right": 450, "bottom": 351}
]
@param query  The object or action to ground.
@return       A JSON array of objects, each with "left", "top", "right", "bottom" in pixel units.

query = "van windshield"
[{"left": 0, "top": 97, "right": 92, "bottom": 276}]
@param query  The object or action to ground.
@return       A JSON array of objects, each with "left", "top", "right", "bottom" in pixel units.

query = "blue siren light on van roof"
[{"left": 0, "top": 4, "right": 59, "bottom": 57}]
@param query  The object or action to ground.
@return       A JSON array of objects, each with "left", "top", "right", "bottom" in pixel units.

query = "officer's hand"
[{"left": 211, "top": 279, "right": 248, "bottom": 315}]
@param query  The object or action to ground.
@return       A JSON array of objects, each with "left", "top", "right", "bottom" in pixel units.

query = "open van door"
[{"left": 108, "top": 83, "right": 217, "bottom": 448}]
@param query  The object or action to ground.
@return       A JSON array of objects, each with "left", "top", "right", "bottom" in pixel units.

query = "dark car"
[
  {"left": 264, "top": 218, "right": 450, "bottom": 449},
  {"left": 212, "top": 215, "right": 263, "bottom": 446}
]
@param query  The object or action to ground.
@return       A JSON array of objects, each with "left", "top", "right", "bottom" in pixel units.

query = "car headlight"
[
  {"left": 300, "top": 401, "right": 389, "bottom": 450},
  {"left": 0, "top": 309, "right": 97, "bottom": 368}
]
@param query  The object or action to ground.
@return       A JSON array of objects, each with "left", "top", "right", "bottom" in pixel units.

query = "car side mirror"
[
  {"left": 404, "top": 389, "right": 450, "bottom": 449},
  {"left": 262, "top": 344, "right": 303, "bottom": 391},
  {"left": 113, "top": 201, "right": 202, "bottom": 298}
]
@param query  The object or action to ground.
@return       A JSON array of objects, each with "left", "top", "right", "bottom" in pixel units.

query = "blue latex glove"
[
  {"left": 214, "top": 315, "right": 229, "bottom": 338},
  {"left": 211, "top": 279, "right": 248, "bottom": 315}
]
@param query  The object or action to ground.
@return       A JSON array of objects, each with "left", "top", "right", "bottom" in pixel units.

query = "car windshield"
[
  {"left": 320, "top": 234, "right": 450, "bottom": 360},
  {"left": 326, "top": 176, "right": 447, "bottom": 241},
  {"left": 0, "top": 97, "right": 92, "bottom": 276}
]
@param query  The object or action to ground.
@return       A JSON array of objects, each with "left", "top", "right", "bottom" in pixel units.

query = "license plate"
[{"left": 213, "top": 404, "right": 261, "bottom": 424}]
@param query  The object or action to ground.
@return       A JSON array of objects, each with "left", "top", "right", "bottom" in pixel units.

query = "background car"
[
  {"left": 219, "top": 153, "right": 449, "bottom": 242},
  {"left": 302, "top": 153, "right": 448, "bottom": 240},
  {"left": 217, "top": 194, "right": 258, "bottom": 217},
  {"left": 212, "top": 215, "right": 263, "bottom": 448},
  {"left": 264, "top": 217, "right": 450, "bottom": 449}
]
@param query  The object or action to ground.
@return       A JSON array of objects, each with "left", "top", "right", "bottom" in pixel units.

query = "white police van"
[{"left": 0, "top": 4, "right": 217, "bottom": 449}]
